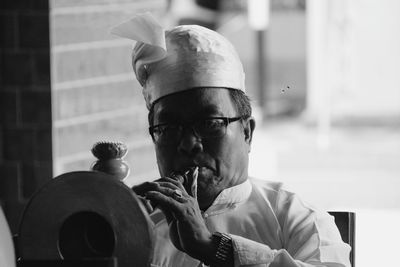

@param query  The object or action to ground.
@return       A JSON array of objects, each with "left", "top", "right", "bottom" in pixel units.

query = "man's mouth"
[{"left": 177, "top": 165, "right": 214, "bottom": 175}]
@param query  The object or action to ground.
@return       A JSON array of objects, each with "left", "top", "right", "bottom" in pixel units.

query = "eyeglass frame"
[{"left": 148, "top": 116, "right": 245, "bottom": 144}]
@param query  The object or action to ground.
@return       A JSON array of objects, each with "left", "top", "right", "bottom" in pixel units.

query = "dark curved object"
[{"left": 17, "top": 171, "right": 154, "bottom": 267}]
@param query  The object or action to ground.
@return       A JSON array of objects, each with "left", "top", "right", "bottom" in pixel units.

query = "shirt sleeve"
[{"left": 228, "top": 190, "right": 352, "bottom": 267}]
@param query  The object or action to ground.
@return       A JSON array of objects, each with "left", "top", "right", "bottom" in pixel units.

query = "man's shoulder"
[
  {"left": 248, "top": 177, "right": 298, "bottom": 205},
  {"left": 248, "top": 177, "right": 284, "bottom": 193},
  {"left": 248, "top": 178, "right": 324, "bottom": 216}
]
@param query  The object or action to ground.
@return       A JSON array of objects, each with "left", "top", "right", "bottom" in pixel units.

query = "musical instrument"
[{"left": 16, "top": 142, "right": 154, "bottom": 267}]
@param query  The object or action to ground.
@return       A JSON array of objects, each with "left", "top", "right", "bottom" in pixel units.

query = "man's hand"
[{"left": 142, "top": 177, "right": 215, "bottom": 263}]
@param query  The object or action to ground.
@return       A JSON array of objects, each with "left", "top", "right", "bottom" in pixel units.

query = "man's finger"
[
  {"left": 156, "top": 181, "right": 190, "bottom": 196},
  {"left": 132, "top": 181, "right": 158, "bottom": 196},
  {"left": 145, "top": 191, "right": 184, "bottom": 217},
  {"left": 160, "top": 176, "right": 185, "bottom": 188},
  {"left": 163, "top": 176, "right": 192, "bottom": 194},
  {"left": 150, "top": 184, "right": 175, "bottom": 196}
]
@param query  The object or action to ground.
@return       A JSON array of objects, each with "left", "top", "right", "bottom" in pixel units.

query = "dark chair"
[{"left": 328, "top": 211, "right": 355, "bottom": 267}]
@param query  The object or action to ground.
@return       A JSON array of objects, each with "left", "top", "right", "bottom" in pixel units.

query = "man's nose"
[{"left": 177, "top": 128, "right": 203, "bottom": 156}]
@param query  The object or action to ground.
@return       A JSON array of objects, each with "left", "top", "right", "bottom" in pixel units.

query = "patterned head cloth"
[{"left": 111, "top": 13, "right": 246, "bottom": 109}]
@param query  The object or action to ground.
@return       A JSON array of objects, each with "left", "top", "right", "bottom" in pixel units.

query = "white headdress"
[{"left": 111, "top": 13, "right": 245, "bottom": 109}]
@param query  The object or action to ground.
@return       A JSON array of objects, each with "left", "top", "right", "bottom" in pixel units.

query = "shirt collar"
[{"left": 210, "top": 179, "right": 253, "bottom": 206}]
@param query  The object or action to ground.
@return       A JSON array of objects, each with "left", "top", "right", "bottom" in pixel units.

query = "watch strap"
[{"left": 212, "top": 232, "right": 233, "bottom": 266}]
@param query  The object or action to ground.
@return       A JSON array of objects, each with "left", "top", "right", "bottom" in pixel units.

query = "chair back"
[{"left": 328, "top": 211, "right": 355, "bottom": 267}]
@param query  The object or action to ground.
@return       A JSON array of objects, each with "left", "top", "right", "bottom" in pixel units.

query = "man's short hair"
[
  {"left": 147, "top": 88, "right": 252, "bottom": 127},
  {"left": 228, "top": 88, "right": 252, "bottom": 120}
]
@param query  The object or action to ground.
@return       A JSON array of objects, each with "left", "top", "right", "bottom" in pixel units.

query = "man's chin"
[{"left": 196, "top": 171, "right": 215, "bottom": 190}]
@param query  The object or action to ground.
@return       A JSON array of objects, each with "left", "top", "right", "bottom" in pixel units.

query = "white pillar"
[{"left": 306, "top": 0, "right": 331, "bottom": 148}]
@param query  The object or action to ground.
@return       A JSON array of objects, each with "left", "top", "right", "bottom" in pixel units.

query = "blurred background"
[{"left": 1, "top": 0, "right": 399, "bottom": 265}]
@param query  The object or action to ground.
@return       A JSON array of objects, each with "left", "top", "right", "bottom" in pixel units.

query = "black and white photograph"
[{"left": 1, "top": 0, "right": 399, "bottom": 266}]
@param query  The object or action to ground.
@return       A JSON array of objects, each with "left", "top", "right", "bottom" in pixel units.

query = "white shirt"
[{"left": 150, "top": 178, "right": 351, "bottom": 267}]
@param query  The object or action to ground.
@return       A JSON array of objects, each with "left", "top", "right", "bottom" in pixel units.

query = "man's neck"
[
  {"left": 198, "top": 177, "right": 249, "bottom": 212},
  {"left": 198, "top": 192, "right": 221, "bottom": 212},
  {"left": 199, "top": 197, "right": 216, "bottom": 212}
]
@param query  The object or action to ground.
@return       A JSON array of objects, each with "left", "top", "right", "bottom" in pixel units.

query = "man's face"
[{"left": 151, "top": 88, "right": 254, "bottom": 210}]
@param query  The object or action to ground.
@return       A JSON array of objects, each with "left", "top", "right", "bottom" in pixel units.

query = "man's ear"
[{"left": 243, "top": 117, "right": 256, "bottom": 150}]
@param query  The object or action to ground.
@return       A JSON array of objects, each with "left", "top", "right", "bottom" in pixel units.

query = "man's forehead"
[{"left": 153, "top": 88, "right": 235, "bottom": 117}]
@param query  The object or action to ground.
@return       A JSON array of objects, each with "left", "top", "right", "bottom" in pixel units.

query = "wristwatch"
[{"left": 211, "top": 232, "right": 233, "bottom": 266}]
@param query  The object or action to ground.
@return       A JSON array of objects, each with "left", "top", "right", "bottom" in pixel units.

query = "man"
[{"left": 112, "top": 13, "right": 351, "bottom": 267}]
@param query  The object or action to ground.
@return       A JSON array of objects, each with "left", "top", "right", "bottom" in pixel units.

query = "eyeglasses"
[{"left": 149, "top": 116, "right": 243, "bottom": 145}]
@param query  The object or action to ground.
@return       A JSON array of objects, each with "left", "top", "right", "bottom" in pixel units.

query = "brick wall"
[
  {"left": 0, "top": 0, "right": 167, "bottom": 231},
  {"left": 50, "top": 0, "right": 167, "bottom": 186},
  {"left": 0, "top": 0, "right": 53, "bottom": 232}
]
